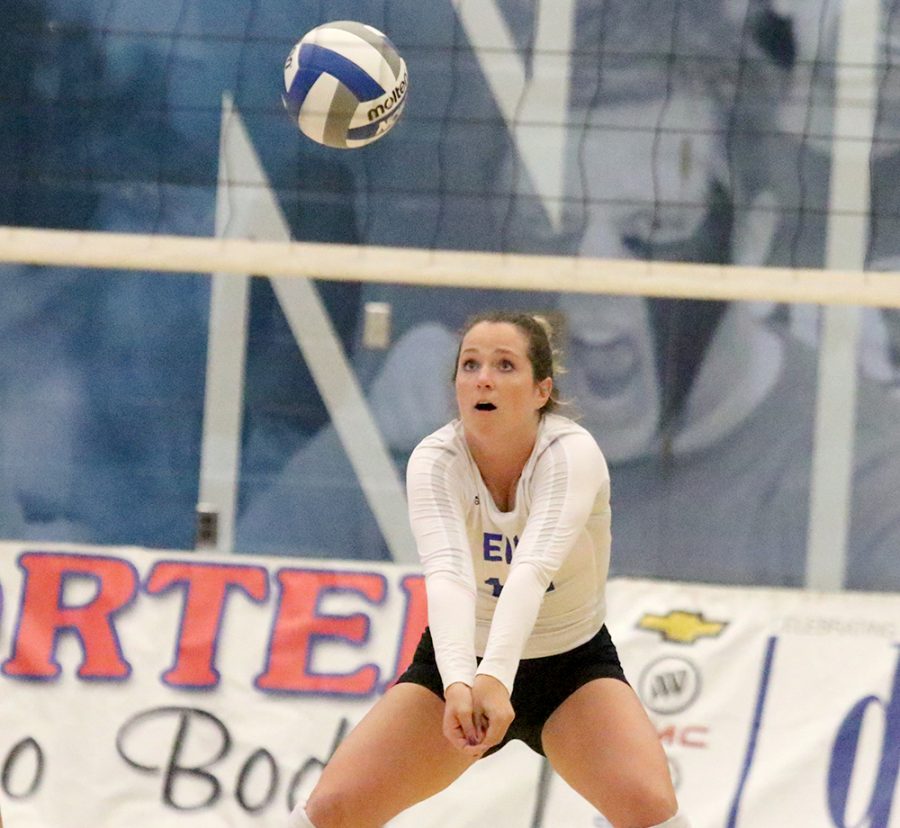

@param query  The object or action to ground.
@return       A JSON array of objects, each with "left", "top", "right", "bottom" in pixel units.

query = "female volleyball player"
[{"left": 288, "top": 312, "right": 689, "bottom": 828}]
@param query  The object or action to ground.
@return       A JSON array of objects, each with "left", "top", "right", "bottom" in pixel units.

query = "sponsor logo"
[
  {"left": 366, "top": 69, "right": 409, "bottom": 121},
  {"left": 638, "top": 655, "right": 702, "bottom": 715},
  {"left": 828, "top": 645, "right": 900, "bottom": 827},
  {"left": 779, "top": 615, "right": 897, "bottom": 639},
  {"left": 637, "top": 609, "right": 727, "bottom": 644}
]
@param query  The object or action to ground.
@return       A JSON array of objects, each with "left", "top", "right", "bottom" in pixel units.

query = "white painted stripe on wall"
[
  {"left": 805, "top": 0, "right": 880, "bottom": 590},
  {"left": 198, "top": 94, "right": 251, "bottom": 553},
  {"left": 203, "top": 94, "right": 415, "bottom": 561},
  {"left": 270, "top": 276, "right": 416, "bottom": 562},
  {"left": 453, "top": 0, "right": 574, "bottom": 230}
]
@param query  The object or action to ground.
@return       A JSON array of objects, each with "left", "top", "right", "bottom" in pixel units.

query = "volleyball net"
[{"left": 2, "top": 0, "right": 900, "bottom": 596}]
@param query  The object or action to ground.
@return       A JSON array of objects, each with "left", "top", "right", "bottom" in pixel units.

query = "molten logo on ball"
[{"left": 282, "top": 21, "right": 408, "bottom": 149}]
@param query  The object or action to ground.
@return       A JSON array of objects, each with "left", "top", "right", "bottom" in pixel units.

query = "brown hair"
[{"left": 453, "top": 311, "right": 561, "bottom": 414}]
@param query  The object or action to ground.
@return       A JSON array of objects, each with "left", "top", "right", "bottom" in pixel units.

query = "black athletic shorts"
[{"left": 394, "top": 625, "right": 628, "bottom": 756}]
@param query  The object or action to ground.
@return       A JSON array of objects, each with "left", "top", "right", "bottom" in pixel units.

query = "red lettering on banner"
[
  {"left": 680, "top": 725, "right": 709, "bottom": 748},
  {"left": 658, "top": 725, "right": 676, "bottom": 744},
  {"left": 3, "top": 553, "right": 137, "bottom": 680},
  {"left": 256, "top": 569, "right": 386, "bottom": 696},
  {"left": 384, "top": 574, "right": 427, "bottom": 687},
  {"left": 146, "top": 562, "right": 269, "bottom": 688},
  {"left": 658, "top": 724, "right": 709, "bottom": 749}
]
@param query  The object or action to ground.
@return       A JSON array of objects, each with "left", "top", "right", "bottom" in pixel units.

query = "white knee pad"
[
  {"left": 287, "top": 801, "right": 316, "bottom": 828},
  {"left": 650, "top": 811, "right": 691, "bottom": 828}
]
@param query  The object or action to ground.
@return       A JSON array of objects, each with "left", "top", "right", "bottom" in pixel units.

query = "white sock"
[
  {"left": 650, "top": 811, "right": 691, "bottom": 828},
  {"left": 287, "top": 801, "right": 316, "bottom": 828}
]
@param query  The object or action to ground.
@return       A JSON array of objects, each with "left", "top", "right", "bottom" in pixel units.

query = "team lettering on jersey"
[{"left": 481, "top": 532, "right": 554, "bottom": 597}]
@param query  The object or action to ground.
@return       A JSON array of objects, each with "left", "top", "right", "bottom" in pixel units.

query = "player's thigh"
[
  {"left": 308, "top": 682, "right": 477, "bottom": 828},
  {"left": 541, "top": 677, "right": 677, "bottom": 828}
]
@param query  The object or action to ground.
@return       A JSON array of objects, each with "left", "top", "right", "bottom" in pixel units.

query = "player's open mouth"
[{"left": 475, "top": 402, "right": 496, "bottom": 411}]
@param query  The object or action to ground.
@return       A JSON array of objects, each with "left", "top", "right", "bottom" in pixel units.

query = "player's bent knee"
[
  {"left": 304, "top": 789, "right": 376, "bottom": 828},
  {"left": 622, "top": 780, "right": 678, "bottom": 826},
  {"left": 648, "top": 810, "right": 691, "bottom": 828},
  {"left": 304, "top": 791, "right": 342, "bottom": 828},
  {"left": 286, "top": 800, "right": 316, "bottom": 828}
]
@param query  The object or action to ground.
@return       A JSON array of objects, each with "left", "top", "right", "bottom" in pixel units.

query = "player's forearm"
[
  {"left": 426, "top": 572, "right": 478, "bottom": 689},
  {"left": 475, "top": 562, "right": 546, "bottom": 693}
]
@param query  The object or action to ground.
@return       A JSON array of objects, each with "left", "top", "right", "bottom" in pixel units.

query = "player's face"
[{"left": 454, "top": 322, "right": 551, "bottom": 441}]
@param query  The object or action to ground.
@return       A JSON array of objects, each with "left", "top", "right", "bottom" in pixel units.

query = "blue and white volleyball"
[{"left": 282, "top": 21, "right": 408, "bottom": 149}]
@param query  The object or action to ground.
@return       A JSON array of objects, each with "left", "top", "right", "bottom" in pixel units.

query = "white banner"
[{"left": 0, "top": 542, "right": 898, "bottom": 827}]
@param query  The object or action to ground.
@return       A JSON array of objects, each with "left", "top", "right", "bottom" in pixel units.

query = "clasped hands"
[{"left": 443, "top": 674, "right": 514, "bottom": 758}]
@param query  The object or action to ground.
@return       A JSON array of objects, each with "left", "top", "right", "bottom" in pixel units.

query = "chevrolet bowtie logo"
[{"left": 637, "top": 610, "right": 728, "bottom": 644}]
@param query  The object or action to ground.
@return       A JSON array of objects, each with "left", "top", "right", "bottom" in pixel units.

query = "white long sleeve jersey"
[{"left": 406, "top": 413, "right": 612, "bottom": 694}]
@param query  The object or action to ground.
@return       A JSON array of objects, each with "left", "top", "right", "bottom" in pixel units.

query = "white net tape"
[{"left": 3, "top": 226, "right": 900, "bottom": 308}]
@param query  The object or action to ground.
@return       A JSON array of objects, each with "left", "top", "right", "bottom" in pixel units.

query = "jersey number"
[{"left": 484, "top": 576, "right": 555, "bottom": 598}]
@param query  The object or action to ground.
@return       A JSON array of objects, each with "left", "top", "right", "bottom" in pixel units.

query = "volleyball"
[{"left": 282, "top": 21, "right": 408, "bottom": 149}]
